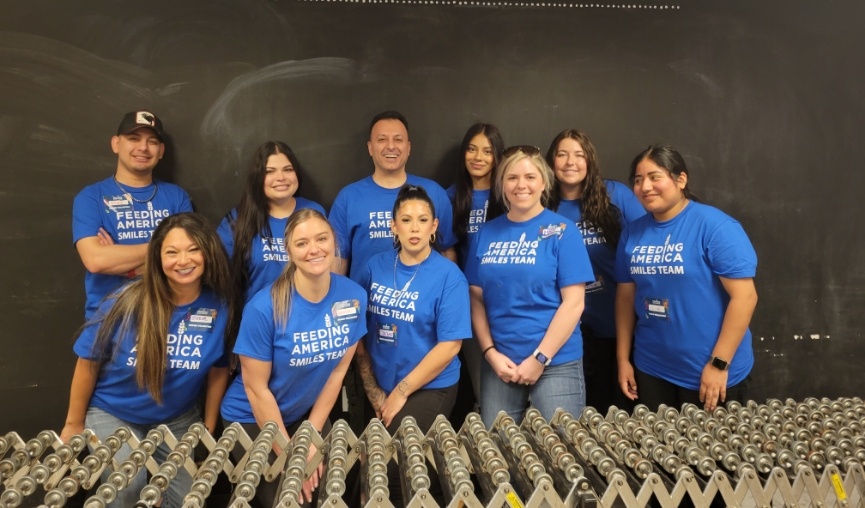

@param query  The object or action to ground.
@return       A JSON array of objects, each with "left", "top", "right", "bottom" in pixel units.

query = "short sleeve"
[
  {"left": 233, "top": 298, "right": 276, "bottom": 362},
  {"left": 556, "top": 225, "right": 595, "bottom": 287},
  {"left": 706, "top": 220, "right": 757, "bottom": 278},
  {"left": 328, "top": 191, "right": 351, "bottom": 261},
  {"left": 71, "top": 187, "right": 102, "bottom": 245},
  {"left": 435, "top": 270, "right": 472, "bottom": 341},
  {"left": 614, "top": 226, "right": 633, "bottom": 283},
  {"left": 216, "top": 213, "right": 236, "bottom": 258},
  {"left": 607, "top": 181, "right": 646, "bottom": 224}
]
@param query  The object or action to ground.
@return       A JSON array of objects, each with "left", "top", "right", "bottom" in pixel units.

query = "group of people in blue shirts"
[{"left": 61, "top": 109, "right": 758, "bottom": 507}]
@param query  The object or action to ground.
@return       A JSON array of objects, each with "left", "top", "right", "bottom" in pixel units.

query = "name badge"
[
  {"left": 644, "top": 297, "right": 670, "bottom": 321},
  {"left": 332, "top": 299, "right": 361, "bottom": 324},
  {"left": 377, "top": 323, "right": 397, "bottom": 346},
  {"left": 184, "top": 308, "right": 218, "bottom": 332},
  {"left": 103, "top": 194, "right": 132, "bottom": 213}
]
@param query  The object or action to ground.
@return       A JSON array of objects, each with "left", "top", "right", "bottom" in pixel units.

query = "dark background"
[{"left": 1, "top": 0, "right": 863, "bottom": 436}]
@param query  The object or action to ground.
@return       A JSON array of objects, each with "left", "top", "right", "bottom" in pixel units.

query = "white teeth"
[{"left": 176, "top": 268, "right": 195, "bottom": 274}]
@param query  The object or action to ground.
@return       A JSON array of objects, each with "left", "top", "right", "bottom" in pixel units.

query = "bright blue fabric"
[
  {"left": 328, "top": 175, "right": 457, "bottom": 282},
  {"left": 614, "top": 201, "right": 757, "bottom": 390},
  {"left": 555, "top": 180, "right": 645, "bottom": 337},
  {"left": 72, "top": 177, "right": 193, "bottom": 318},
  {"left": 446, "top": 185, "right": 492, "bottom": 270},
  {"left": 217, "top": 197, "right": 327, "bottom": 303},
  {"left": 220, "top": 274, "right": 367, "bottom": 424},
  {"left": 74, "top": 288, "right": 228, "bottom": 424},
  {"left": 357, "top": 250, "right": 471, "bottom": 393},
  {"left": 465, "top": 209, "right": 595, "bottom": 364}
]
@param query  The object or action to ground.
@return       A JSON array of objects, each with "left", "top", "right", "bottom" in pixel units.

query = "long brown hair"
[
  {"left": 87, "top": 213, "right": 233, "bottom": 403},
  {"left": 546, "top": 129, "right": 623, "bottom": 247}
]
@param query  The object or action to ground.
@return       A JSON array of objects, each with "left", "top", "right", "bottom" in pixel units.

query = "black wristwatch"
[
  {"left": 710, "top": 356, "right": 729, "bottom": 371},
  {"left": 533, "top": 349, "right": 552, "bottom": 366}
]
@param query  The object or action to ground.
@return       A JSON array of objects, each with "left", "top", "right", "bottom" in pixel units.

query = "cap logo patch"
[{"left": 136, "top": 111, "right": 156, "bottom": 126}]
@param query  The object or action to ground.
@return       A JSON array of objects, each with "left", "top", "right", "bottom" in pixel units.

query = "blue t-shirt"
[
  {"left": 72, "top": 177, "right": 193, "bottom": 318},
  {"left": 465, "top": 209, "right": 595, "bottom": 364},
  {"left": 329, "top": 175, "right": 457, "bottom": 282},
  {"left": 220, "top": 275, "right": 367, "bottom": 424},
  {"left": 357, "top": 250, "right": 471, "bottom": 393},
  {"left": 556, "top": 180, "right": 645, "bottom": 337},
  {"left": 74, "top": 287, "right": 228, "bottom": 425},
  {"left": 217, "top": 197, "right": 327, "bottom": 303},
  {"left": 446, "top": 185, "right": 492, "bottom": 271},
  {"left": 614, "top": 201, "right": 757, "bottom": 390}
]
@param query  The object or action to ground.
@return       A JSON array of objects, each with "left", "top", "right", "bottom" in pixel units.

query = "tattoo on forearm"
[
  {"left": 396, "top": 380, "right": 411, "bottom": 398},
  {"left": 357, "top": 351, "right": 386, "bottom": 408}
]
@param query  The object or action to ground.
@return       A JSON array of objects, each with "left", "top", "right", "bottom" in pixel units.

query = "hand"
[
  {"left": 617, "top": 361, "right": 638, "bottom": 401},
  {"left": 700, "top": 364, "right": 729, "bottom": 412},
  {"left": 380, "top": 389, "right": 408, "bottom": 428},
  {"left": 300, "top": 443, "right": 324, "bottom": 503},
  {"left": 487, "top": 349, "right": 518, "bottom": 383},
  {"left": 59, "top": 422, "right": 85, "bottom": 444},
  {"left": 513, "top": 356, "right": 544, "bottom": 386},
  {"left": 96, "top": 227, "right": 115, "bottom": 246}
]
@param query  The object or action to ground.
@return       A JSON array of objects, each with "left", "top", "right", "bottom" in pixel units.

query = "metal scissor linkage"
[{"left": 2, "top": 397, "right": 865, "bottom": 507}]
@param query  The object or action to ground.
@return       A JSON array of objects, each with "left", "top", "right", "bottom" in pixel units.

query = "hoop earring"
[
  {"left": 393, "top": 234, "right": 399, "bottom": 248},
  {"left": 429, "top": 233, "right": 436, "bottom": 244}
]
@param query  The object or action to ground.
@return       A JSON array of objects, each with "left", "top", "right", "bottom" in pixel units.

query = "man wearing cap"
[{"left": 72, "top": 111, "right": 192, "bottom": 318}]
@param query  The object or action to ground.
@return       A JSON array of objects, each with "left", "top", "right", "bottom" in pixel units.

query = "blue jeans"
[
  {"left": 480, "top": 358, "right": 585, "bottom": 427},
  {"left": 85, "top": 406, "right": 199, "bottom": 508}
]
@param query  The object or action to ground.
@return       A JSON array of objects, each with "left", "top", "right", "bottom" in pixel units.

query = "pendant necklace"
[
  {"left": 114, "top": 176, "right": 158, "bottom": 203},
  {"left": 393, "top": 250, "right": 429, "bottom": 302}
]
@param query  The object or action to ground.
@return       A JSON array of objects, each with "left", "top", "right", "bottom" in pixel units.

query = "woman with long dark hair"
[
  {"left": 217, "top": 141, "right": 325, "bottom": 311},
  {"left": 60, "top": 212, "right": 233, "bottom": 508},
  {"left": 546, "top": 129, "right": 645, "bottom": 412},
  {"left": 447, "top": 123, "right": 505, "bottom": 410},
  {"left": 615, "top": 145, "right": 758, "bottom": 412}
]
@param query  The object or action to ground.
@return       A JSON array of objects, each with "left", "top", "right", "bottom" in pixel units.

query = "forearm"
[
  {"left": 469, "top": 287, "right": 494, "bottom": 350},
  {"left": 537, "top": 294, "right": 584, "bottom": 358},
  {"left": 203, "top": 367, "right": 230, "bottom": 434},
  {"left": 615, "top": 284, "right": 637, "bottom": 363},
  {"left": 355, "top": 341, "right": 385, "bottom": 399},
  {"left": 712, "top": 287, "right": 758, "bottom": 361},
  {"left": 395, "top": 341, "right": 461, "bottom": 398},
  {"left": 77, "top": 240, "right": 148, "bottom": 275},
  {"left": 245, "top": 384, "right": 290, "bottom": 441},
  {"left": 308, "top": 346, "right": 357, "bottom": 432},
  {"left": 64, "top": 359, "right": 99, "bottom": 426}
]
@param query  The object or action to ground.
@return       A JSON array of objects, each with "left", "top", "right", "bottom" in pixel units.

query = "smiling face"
[
  {"left": 112, "top": 128, "right": 164, "bottom": 177},
  {"left": 287, "top": 216, "right": 335, "bottom": 278},
  {"left": 263, "top": 152, "right": 298, "bottom": 206},
  {"left": 391, "top": 198, "right": 438, "bottom": 263},
  {"left": 633, "top": 157, "right": 689, "bottom": 221},
  {"left": 503, "top": 158, "right": 546, "bottom": 218},
  {"left": 161, "top": 227, "right": 205, "bottom": 294},
  {"left": 464, "top": 133, "right": 494, "bottom": 186},
  {"left": 553, "top": 137, "right": 588, "bottom": 198},
  {"left": 368, "top": 118, "right": 411, "bottom": 175}
]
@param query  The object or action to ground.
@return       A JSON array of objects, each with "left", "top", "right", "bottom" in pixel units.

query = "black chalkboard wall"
[{"left": 0, "top": 0, "right": 863, "bottom": 435}]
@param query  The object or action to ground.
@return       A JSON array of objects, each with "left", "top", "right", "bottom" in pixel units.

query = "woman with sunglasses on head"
[
  {"left": 60, "top": 213, "right": 233, "bottom": 508},
  {"left": 218, "top": 142, "right": 326, "bottom": 338},
  {"left": 615, "top": 145, "right": 758, "bottom": 413},
  {"left": 355, "top": 184, "right": 471, "bottom": 506},
  {"left": 220, "top": 209, "right": 366, "bottom": 507},
  {"left": 546, "top": 129, "right": 645, "bottom": 413},
  {"left": 466, "top": 146, "right": 595, "bottom": 426},
  {"left": 446, "top": 123, "right": 505, "bottom": 411}
]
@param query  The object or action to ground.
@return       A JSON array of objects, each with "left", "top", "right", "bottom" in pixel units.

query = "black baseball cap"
[{"left": 116, "top": 110, "right": 164, "bottom": 141}]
